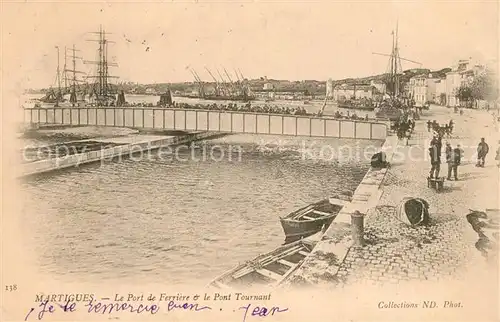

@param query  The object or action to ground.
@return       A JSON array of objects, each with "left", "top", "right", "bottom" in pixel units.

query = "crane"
[
  {"left": 238, "top": 69, "right": 245, "bottom": 81},
  {"left": 223, "top": 67, "right": 236, "bottom": 96},
  {"left": 215, "top": 68, "right": 228, "bottom": 96},
  {"left": 223, "top": 68, "right": 234, "bottom": 83},
  {"left": 190, "top": 69, "right": 205, "bottom": 98},
  {"left": 237, "top": 69, "right": 251, "bottom": 97},
  {"left": 205, "top": 67, "right": 221, "bottom": 96},
  {"left": 234, "top": 68, "right": 241, "bottom": 82}
]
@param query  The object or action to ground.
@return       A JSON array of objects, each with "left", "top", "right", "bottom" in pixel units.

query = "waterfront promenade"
[
  {"left": 286, "top": 105, "right": 499, "bottom": 289},
  {"left": 339, "top": 106, "right": 499, "bottom": 284}
]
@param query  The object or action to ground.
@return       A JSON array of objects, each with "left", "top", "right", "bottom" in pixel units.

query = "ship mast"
[
  {"left": 393, "top": 21, "right": 400, "bottom": 97},
  {"left": 63, "top": 46, "right": 68, "bottom": 89},
  {"left": 55, "top": 46, "right": 62, "bottom": 106},
  {"left": 84, "top": 25, "right": 118, "bottom": 105},
  {"left": 64, "top": 44, "right": 85, "bottom": 106},
  {"left": 373, "top": 21, "right": 422, "bottom": 99}
]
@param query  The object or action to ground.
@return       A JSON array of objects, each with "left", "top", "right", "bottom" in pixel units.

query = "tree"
[
  {"left": 470, "top": 71, "right": 498, "bottom": 102},
  {"left": 455, "top": 84, "right": 473, "bottom": 108}
]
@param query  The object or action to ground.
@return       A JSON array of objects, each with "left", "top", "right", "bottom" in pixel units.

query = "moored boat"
[
  {"left": 375, "top": 106, "right": 403, "bottom": 120},
  {"left": 338, "top": 101, "right": 375, "bottom": 111},
  {"left": 279, "top": 199, "right": 344, "bottom": 243},
  {"left": 207, "top": 233, "right": 321, "bottom": 290}
]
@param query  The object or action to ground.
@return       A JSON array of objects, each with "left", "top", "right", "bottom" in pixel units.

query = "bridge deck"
[{"left": 24, "top": 107, "right": 387, "bottom": 140}]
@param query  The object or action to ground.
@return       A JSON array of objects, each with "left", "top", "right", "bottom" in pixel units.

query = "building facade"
[
  {"left": 333, "top": 84, "right": 382, "bottom": 101},
  {"left": 435, "top": 79, "right": 447, "bottom": 105},
  {"left": 408, "top": 73, "right": 441, "bottom": 106},
  {"left": 445, "top": 70, "right": 462, "bottom": 107},
  {"left": 409, "top": 75, "right": 427, "bottom": 107},
  {"left": 445, "top": 58, "right": 486, "bottom": 107}
]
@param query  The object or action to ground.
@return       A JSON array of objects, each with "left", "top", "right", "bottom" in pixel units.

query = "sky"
[{"left": 1, "top": 1, "right": 498, "bottom": 92}]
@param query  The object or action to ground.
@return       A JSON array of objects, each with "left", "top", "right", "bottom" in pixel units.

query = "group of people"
[
  {"left": 332, "top": 110, "right": 370, "bottom": 121},
  {"left": 427, "top": 119, "right": 454, "bottom": 137},
  {"left": 429, "top": 135, "right": 491, "bottom": 181},
  {"left": 155, "top": 101, "right": 375, "bottom": 120},
  {"left": 392, "top": 117, "right": 416, "bottom": 141},
  {"left": 162, "top": 102, "right": 312, "bottom": 116}
]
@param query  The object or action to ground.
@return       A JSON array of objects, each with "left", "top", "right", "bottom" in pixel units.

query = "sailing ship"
[
  {"left": 38, "top": 46, "right": 65, "bottom": 106},
  {"left": 84, "top": 25, "right": 122, "bottom": 106},
  {"left": 65, "top": 45, "right": 87, "bottom": 106},
  {"left": 374, "top": 22, "right": 421, "bottom": 120},
  {"left": 35, "top": 26, "right": 124, "bottom": 108}
]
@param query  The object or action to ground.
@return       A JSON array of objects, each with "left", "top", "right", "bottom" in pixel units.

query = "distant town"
[{"left": 26, "top": 57, "right": 497, "bottom": 109}]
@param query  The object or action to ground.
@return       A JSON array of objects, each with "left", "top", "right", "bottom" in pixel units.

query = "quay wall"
[
  {"left": 282, "top": 135, "right": 399, "bottom": 286},
  {"left": 20, "top": 131, "right": 214, "bottom": 177},
  {"left": 23, "top": 107, "right": 388, "bottom": 140}
]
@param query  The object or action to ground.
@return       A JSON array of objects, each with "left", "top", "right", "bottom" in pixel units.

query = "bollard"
[{"left": 351, "top": 210, "right": 365, "bottom": 247}]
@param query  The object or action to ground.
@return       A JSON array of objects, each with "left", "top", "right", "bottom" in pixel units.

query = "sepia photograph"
[{"left": 1, "top": 1, "right": 499, "bottom": 321}]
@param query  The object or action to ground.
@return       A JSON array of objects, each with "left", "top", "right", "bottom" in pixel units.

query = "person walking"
[{"left": 476, "top": 138, "right": 489, "bottom": 167}]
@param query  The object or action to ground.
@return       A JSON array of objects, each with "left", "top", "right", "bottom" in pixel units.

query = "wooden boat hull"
[
  {"left": 207, "top": 234, "right": 320, "bottom": 290},
  {"left": 279, "top": 199, "right": 344, "bottom": 243},
  {"left": 280, "top": 216, "right": 334, "bottom": 240},
  {"left": 338, "top": 103, "right": 375, "bottom": 111}
]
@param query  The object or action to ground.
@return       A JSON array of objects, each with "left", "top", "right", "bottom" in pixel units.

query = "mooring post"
[{"left": 351, "top": 210, "right": 365, "bottom": 247}]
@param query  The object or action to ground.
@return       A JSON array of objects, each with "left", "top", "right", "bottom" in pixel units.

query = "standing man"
[
  {"left": 477, "top": 138, "right": 489, "bottom": 167},
  {"left": 448, "top": 144, "right": 462, "bottom": 180},
  {"left": 429, "top": 137, "right": 442, "bottom": 178},
  {"left": 445, "top": 142, "right": 453, "bottom": 180}
]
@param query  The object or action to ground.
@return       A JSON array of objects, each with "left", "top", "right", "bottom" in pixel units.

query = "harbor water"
[{"left": 19, "top": 133, "right": 379, "bottom": 286}]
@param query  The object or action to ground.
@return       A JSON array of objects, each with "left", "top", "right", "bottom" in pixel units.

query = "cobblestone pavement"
[{"left": 338, "top": 106, "right": 499, "bottom": 287}]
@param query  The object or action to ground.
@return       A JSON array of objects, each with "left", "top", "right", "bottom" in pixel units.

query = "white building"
[
  {"left": 409, "top": 74, "right": 439, "bottom": 107},
  {"left": 435, "top": 79, "right": 447, "bottom": 105},
  {"left": 445, "top": 58, "right": 486, "bottom": 107},
  {"left": 263, "top": 83, "right": 274, "bottom": 90},
  {"left": 333, "top": 83, "right": 382, "bottom": 101},
  {"left": 326, "top": 79, "right": 334, "bottom": 99},
  {"left": 409, "top": 75, "right": 427, "bottom": 107}
]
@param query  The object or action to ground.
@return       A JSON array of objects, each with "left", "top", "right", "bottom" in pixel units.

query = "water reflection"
[{"left": 20, "top": 134, "right": 375, "bottom": 284}]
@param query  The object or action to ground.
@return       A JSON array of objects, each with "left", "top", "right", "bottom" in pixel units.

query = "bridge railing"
[{"left": 23, "top": 107, "right": 387, "bottom": 140}]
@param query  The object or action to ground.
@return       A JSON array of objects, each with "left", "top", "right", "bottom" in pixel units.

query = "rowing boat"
[
  {"left": 279, "top": 199, "right": 344, "bottom": 243},
  {"left": 207, "top": 233, "right": 321, "bottom": 290}
]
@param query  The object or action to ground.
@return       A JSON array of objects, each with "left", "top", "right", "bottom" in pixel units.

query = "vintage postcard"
[{"left": 1, "top": 1, "right": 499, "bottom": 321}]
